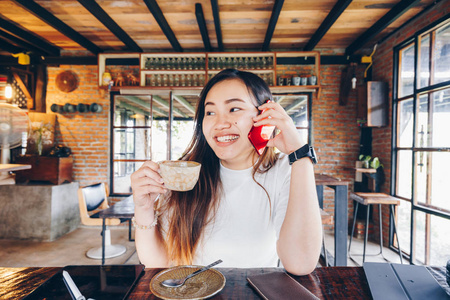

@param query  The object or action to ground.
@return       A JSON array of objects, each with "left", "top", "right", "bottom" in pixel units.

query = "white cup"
[
  {"left": 293, "top": 77, "right": 301, "bottom": 86},
  {"left": 159, "top": 161, "right": 201, "bottom": 191}
]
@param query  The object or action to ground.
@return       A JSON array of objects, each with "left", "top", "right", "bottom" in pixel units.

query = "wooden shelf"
[
  {"left": 98, "top": 51, "right": 322, "bottom": 92},
  {"left": 355, "top": 168, "right": 377, "bottom": 173}
]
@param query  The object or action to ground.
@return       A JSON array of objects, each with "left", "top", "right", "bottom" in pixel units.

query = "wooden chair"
[
  {"left": 78, "top": 183, "right": 131, "bottom": 260},
  {"left": 348, "top": 192, "right": 403, "bottom": 264}
]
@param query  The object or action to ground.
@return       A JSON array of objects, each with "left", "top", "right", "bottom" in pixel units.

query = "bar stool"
[{"left": 348, "top": 192, "right": 403, "bottom": 264}]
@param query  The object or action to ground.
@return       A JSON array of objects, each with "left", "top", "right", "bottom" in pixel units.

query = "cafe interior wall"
[{"left": 366, "top": 0, "right": 450, "bottom": 246}]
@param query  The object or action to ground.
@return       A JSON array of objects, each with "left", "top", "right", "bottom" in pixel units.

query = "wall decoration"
[{"left": 56, "top": 70, "right": 79, "bottom": 93}]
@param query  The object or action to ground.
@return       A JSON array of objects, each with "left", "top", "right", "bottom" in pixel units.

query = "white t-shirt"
[{"left": 193, "top": 154, "right": 291, "bottom": 267}]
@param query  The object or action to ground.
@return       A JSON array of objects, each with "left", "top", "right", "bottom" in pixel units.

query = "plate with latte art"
[{"left": 150, "top": 265, "right": 226, "bottom": 300}]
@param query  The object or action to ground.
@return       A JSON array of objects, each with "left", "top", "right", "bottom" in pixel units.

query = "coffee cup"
[
  {"left": 159, "top": 161, "right": 201, "bottom": 191},
  {"left": 293, "top": 77, "right": 301, "bottom": 86},
  {"left": 301, "top": 77, "right": 307, "bottom": 85}
]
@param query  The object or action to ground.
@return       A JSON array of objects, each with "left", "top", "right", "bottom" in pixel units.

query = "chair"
[
  {"left": 78, "top": 183, "right": 131, "bottom": 260},
  {"left": 348, "top": 192, "right": 403, "bottom": 264}
]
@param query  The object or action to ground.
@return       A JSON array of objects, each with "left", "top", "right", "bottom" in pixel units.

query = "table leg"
[
  {"left": 102, "top": 218, "right": 106, "bottom": 265},
  {"left": 316, "top": 185, "right": 324, "bottom": 209},
  {"left": 334, "top": 185, "right": 348, "bottom": 266}
]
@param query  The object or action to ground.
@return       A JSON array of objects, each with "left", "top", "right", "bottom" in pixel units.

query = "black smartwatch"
[{"left": 288, "top": 144, "right": 317, "bottom": 165}]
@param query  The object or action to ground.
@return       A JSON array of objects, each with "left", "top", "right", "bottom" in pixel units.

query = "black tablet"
[{"left": 24, "top": 264, "right": 145, "bottom": 300}]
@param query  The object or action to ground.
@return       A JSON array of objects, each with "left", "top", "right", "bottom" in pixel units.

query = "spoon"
[{"left": 161, "top": 259, "right": 223, "bottom": 288}]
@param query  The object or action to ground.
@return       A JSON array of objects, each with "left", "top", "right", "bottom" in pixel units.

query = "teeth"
[{"left": 217, "top": 135, "right": 238, "bottom": 142}]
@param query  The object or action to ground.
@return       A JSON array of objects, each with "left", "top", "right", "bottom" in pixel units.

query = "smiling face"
[{"left": 202, "top": 78, "right": 259, "bottom": 169}]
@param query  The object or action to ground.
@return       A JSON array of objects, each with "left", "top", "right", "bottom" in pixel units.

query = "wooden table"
[
  {"left": 0, "top": 163, "right": 31, "bottom": 172},
  {"left": 3, "top": 266, "right": 448, "bottom": 299},
  {"left": 315, "top": 173, "right": 350, "bottom": 267},
  {"left": 99, "top": 197, "right": 134, "bottom": 265}
]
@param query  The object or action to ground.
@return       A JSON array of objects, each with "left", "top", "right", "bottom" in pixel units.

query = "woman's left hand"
[{"left": 252, "top": 101, "right": 305, "bottom": 154}]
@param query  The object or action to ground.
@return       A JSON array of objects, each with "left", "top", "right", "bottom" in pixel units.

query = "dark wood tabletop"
[
  {"left": 315, "top": 173, "right": 350, "bottom": 185},
  {"left": 100, "top": 196, "right": 134, "bottom": 219},
  {"left": 2, "top": 265, "right": 448, "bottom": 299}
]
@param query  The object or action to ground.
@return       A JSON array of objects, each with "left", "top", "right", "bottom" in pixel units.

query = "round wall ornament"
[{"left": 56, "top": 70, "right": 79, "bottom": 93}]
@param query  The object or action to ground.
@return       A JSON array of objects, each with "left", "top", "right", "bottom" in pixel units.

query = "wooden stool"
[{"left": 348, "top": 192, "right": 403, "bottom": 264}]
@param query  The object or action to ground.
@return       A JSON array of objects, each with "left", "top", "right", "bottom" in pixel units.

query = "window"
[
  {"left": 110, "top": 92, "right": 197, "bottom": 195},
  {"left": 272, "top": 94, "right": 311, "bottom": 142},
  {"left": 393, "top": 17, "right": 450, "bottom": 265}
]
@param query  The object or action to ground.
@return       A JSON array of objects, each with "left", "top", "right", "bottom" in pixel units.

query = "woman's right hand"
[{"left": 130, "top": 161, "right": 167, "bottom": 210}]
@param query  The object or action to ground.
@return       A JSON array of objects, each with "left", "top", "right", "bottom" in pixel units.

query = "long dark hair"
[{"left": 159, "top": 69, "right": 279, "bottom": 265}]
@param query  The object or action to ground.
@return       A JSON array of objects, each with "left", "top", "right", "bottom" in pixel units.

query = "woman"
[{"left": 131, "top": 69, "right": 322, "bottom": 275}]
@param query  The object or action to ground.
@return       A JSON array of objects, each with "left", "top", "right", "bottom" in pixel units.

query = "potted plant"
[{"left": 356, "top": 154, "right": 371, "bottom": 169}]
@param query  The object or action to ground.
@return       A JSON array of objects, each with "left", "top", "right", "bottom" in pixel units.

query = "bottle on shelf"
[{"left": 267, "top": 56, "right": 273, "bottom": 69}]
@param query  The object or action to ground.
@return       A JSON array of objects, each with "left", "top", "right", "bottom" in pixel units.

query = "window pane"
[
  {"left": 398, "top": 98, "right": 414, "bottom": 147},
  {"left": 397, "top": 150, "right": 412, "bottom": 199},
  {"left": 297, "top": 129, "right": 308, "bottom": 145},
  {"left": 419, "top": 34, "right": 430, "bottom": 89},
  {"left": 413, "top": 210, "right": 426, "bottom": 265},
  {"left": 114, "top": 96, "right": 151, "bottom": 127},
  {"left": 279, "top": 95, "right": 309, "bottom": 127},
  {"left": 431, "top": 151, "right": 450, "bottom": 211},
  {"left": 113, "top": 161, "right": 144, "bottom": 193},
  {"left": 397, "top": 200, "right": 411, "bottom": 256},
  {"left": 415, "top": 151, "right": 428, "bottom": 206},
  {"left": 433, "top": 22, "right": 450, "bottom": 85},
  {"left": 430, "top": 215, "right": 450, "bottom": 265},
  {"left": 152, "top": 119, "right": 167, "bottom": 162},
  {"left": 114, "top": 128, "right": 151, "bottom": 160},
  {"left": 274, "top": 94, "right": 309, "bottom": 143},
  {"left": 399, "top": 44, "right": 415, "bottom": 98},
  {"left": 171, "top": 120, "right": 195, "bottom": 160},
  {"left": 417, "top": 94, "right": 429, "bottom": 147},
  {"left": 431, "top": 88, "right": 450, "bottom": 147}
]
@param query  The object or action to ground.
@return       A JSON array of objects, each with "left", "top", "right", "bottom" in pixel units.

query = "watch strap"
[{"left": 289, "top": 144, "right": 317, "bottom": 165}]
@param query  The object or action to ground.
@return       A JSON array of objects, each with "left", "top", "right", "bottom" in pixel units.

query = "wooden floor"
[{"left": 0, "top": 227, "right": 404, "bottom": 268}]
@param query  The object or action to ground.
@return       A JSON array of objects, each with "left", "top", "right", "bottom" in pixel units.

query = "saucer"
[{"left": 150, "top": 265, "right": 226, "bottom": 300}]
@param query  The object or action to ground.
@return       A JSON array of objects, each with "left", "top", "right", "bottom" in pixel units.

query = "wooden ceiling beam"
[
  {"left": 143, "top": 0, "right": 182, "bottom": 52},
  {"left": 345, "top": 0, "right": 421, "bottom": 55},
  {"left": 0, "top": 16, "right": 60, "bottom": 56},
  {"left": 262, "top": 0, "right": 284, "bottom": 52},
  {"left": 173, "top": 95, "right": 196, "bottom": 114},
  {"left": 210, "top": 0, "right": 223, "bottom": 51},
  {"left": 0, "top": 37, "right": 24, "bottom": 54},
  {"left": 195, "top": 3, "right": 212, "bottom": 52},
  {"left": 303, "top": 0, "right": 353, "bottom": 51},
  {"left": 76, "top": 0, "right": 142, "bottom": 52},
  {"left": 12, "top": 0, "right": 102, "bottom": 55},
  {"left": 0, "top": 28, "right": 46, "bottom": 56}
]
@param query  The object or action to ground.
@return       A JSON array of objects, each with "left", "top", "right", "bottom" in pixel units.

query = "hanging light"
[
  {"left": 351, "top": 62, "right": 357, "bottom": 89},
  {"left": 5, "top": 84, "right": 12, "bottom": 99}
]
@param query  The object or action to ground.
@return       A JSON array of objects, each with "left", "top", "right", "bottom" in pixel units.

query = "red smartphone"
[{"left": 248, "top": 100, "right": 275, "bottom": 155}]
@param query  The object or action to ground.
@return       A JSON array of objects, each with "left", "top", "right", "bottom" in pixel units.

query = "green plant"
[
  {"left": 359, "top": 154, "right": 371, "bottom": 162},
  {"left": 358, "top": 155, "right": 383, "bottom": 169}
]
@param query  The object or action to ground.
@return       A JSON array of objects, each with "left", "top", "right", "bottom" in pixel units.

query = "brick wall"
[
  {"left": 371, "top": 1, "right": 450, "bottom": 245},
  {"left": 47, "top": 65, "right": 110, "bottom": 189}
]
